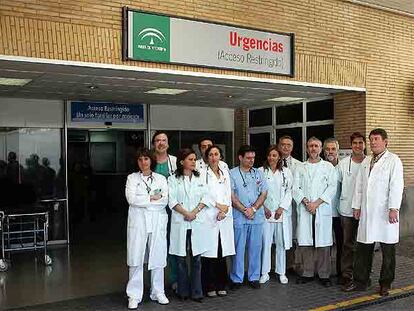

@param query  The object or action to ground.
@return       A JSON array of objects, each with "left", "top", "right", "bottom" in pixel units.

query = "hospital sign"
[{"left": 124, "top": 9, "right": 294, "bottom": 76}]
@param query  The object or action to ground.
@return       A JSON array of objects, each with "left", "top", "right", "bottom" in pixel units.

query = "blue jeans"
[{"left": 175, "top": 230, "right": 202, "bottom": 299}]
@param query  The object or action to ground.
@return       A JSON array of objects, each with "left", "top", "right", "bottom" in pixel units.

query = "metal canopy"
[{"left": 0, "top": 57, "right": 363, "bottom": 108}]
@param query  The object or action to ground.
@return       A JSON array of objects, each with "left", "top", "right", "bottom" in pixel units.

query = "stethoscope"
[
  {"left": 139, "top": 172, "right": 154, "bottom": 194},
  {"left": 265, "top": 167, "right": 287, "bottom": 190},
  {"left": 167, "top": 155, "right": 174, "bottom": 176},
  {"left": 238, "top": 167, "right": 258, "bottom": 188},
  {"left": 347, "top": 155, "right": 366, "bottom": 175},
  {"left": 205, "top": 165, "right": 225, "bottom": 184}
]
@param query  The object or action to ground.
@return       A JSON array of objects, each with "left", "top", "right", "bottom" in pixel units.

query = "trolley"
[{"left": 0, "top": 207, "right": 52, "bottom": 272}]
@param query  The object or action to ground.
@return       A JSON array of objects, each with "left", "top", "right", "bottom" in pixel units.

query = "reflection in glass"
[{"left": 0, "top": 127, "right": 67, "bottom": 241}]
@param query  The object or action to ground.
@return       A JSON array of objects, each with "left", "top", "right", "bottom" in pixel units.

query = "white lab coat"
[
  {"left": 337, "top": 156, "right": 363, "bottom": 217},
  {"left": 196, "top": 159, "right": 228, "bottom": 172},
  {"left": 168, "top": 174, "right": 210, "bottom": 257},
  {"left": 293, "top": 160, "right": 337, "bottom": 247},
  {"left": 352, "top": 150, "right": 404, "bottom": 244},
  {"left": 125, "top": 172, "right": 169, "bottom": 269},
  {"left": 286, "top": 156, "right": 302, "bottom": 176},
  {"left": 259, "top": 166, "right": 293, "bottom": 250},
  {"left": 201, "top": 167, "right": 235, "bottom": 258},
  {"left": 331, "top": 167, "right": 341, "bottom": 217}
]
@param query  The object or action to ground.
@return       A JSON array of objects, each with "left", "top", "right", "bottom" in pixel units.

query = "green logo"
[{"left": 131, "top": 12, "right": 170, "bottom": 62}]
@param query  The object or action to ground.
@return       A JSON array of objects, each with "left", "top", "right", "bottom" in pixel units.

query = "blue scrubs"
[{"left": 229, "top": 167, "right": 268, "bottom": 283}]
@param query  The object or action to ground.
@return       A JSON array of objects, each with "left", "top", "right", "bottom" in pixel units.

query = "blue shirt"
[{"left": 230, "top": 166, "right": 268, "bottom": 225}]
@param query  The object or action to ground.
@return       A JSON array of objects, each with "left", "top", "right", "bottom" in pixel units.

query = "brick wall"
[
  {"left": 233, "top": 107, "right": 247, "bottom": 164},
  {"left": 334, "top": 91, "right": 367, "bottom": 148},
  {"left": 1, "top": 0, "right": 414, "bottom": 184}
]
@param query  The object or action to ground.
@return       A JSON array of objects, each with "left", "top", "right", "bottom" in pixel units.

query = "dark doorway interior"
[{"left": 67, "top": 129, "right": 145, "bottom": 243}]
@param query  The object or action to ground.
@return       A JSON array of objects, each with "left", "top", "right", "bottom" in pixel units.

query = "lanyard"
[{"left": 139, "top": 172, "right": 153, "bottom": 194}]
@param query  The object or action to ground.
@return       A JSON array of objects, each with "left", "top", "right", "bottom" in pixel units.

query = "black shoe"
[
  {"left": 175, "top": 294, "right": 188, "bottom": 301},
  {"left": 230, "top": 282, "right": 242, "bottom": 290},
  {"left": 191, "top": 297, "right": 203, "bottom": 303},
  {"left": 249, "top": 281, "right": 261, "bottom": 289},
  {"left": 320, "top": 278, "right": 332, "bottom": 287},
  {"left": 296, "top": 276, "right": 314, "bottom": 284},
  {"left": 342, "top": 281, "right": 367, "bottom": 292}
]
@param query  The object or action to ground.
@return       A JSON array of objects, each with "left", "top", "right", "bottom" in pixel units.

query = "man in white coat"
[
  {"left": 125, "top": 148, "right": 169, "bottom": 309},
  {"left": 344, "top": 128, "right": 404, "bottom": 296},
  {"left": 278, "top": 135, "right": 302, "bottom": 273},
  {"left": 151, "top": 131, "right": 178, "bottom": 291},
  {"left": 337, "top": 132, "right": 366, "bottom": 287},
  {"left": 323, "top": 138, "right": 343, "bottom": 281},
  {"left": 293, "top": 137, "right": 337, "bottom": 287}
]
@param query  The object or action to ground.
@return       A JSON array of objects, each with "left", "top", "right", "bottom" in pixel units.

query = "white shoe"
[
  {"left": 128, "top": 298, "right": 139, "bottom": 310},
  {"left": 279, "top": 275, "right": 289, "bottom": 284},
  {"left": 259, "top": 273, "right": 270, "bottom": 284},
  {"left": 150, "top": 293, "right": 169, "bottom": 305}
]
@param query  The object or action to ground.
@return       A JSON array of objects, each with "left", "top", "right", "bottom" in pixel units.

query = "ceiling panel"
[{"left": 0, "top": 59, "right": 355, "bottom": 108}]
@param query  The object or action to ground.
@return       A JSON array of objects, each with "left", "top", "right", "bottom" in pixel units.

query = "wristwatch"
[{"left": 251, "top": 206, "right": 257, "bottom": 213}]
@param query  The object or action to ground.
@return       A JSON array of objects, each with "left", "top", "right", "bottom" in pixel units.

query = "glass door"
[{"left": 0, "top": 127, "right": 68, "bottom": 243}]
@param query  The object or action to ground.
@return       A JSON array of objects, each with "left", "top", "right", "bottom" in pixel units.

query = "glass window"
[
  {"left": 249, "top": 132, "right": 271, "bottom": 167},
  {"left": 249, "top": 108, "right": 272, "bottom": 127},
  {"left": 165, "top": 131, "right": 231, "bottom": 167},
  {"left": 276, "top": 127, "right": 303, "bottom": 161},
  {"left": 306, "top": 99, "right": 334, "bottom": 122},
  {"left": 0, "top": 127, "right": 67, "bottom": 241},
  {"left": 276, "top": 104, "right": 303, "bottom": 125},
  {"left": 306, "top": 124, "right": 334, "bottom": 144}
]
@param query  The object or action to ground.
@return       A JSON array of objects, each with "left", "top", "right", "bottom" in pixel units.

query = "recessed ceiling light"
[
  {"left": 88, "top": 85, "right": 99, "bottom": 90},
  {"left": 145, "top": 88, "right": 189, "bottom": 95},
  {"left": 0, "top": 78, "right": 32, "bottom": 86},
  {"left": 266, "top": 96, "right": 304, "bottom": 102}
]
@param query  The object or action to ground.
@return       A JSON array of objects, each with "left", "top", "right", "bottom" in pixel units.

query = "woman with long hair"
[
  {"left": 168, "top": 148, "right": 209, "bottom": 302},
  {"left": 125, "top": 148, "right": 169, "bottom": 310},
  {"left": 259, "top": 145, "right": 293, "bottom": 285},
  {"left": 201, "top": 145, "right": 235, "bottom": 297}
]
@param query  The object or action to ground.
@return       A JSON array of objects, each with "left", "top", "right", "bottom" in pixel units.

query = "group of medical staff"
[{"left": 124, "top": 128, "right": 404, "bottom": 310}]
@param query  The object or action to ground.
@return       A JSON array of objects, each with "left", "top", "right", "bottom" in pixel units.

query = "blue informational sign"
[{"left": 71, "top": 101, "right": 144, "bottom": 124}]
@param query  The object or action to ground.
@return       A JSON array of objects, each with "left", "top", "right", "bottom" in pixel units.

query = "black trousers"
[
  {"left": 340, "top": 216, "right": 359, "bottom": 280},
  {"left": 353, "top": 242, "right": 396, "bottom": 287},
  {"left": 201, "top": 234, "right": 228, "bottom": 292},
  {"left": 333, "top": 216, "right": 344, "bottom": 276}
]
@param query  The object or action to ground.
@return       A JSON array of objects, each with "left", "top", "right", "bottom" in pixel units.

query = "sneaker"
[
  {"left": 150, "top": 293, "right": 169, "bottom": 305},
  {"left": 217, "top": 290, "right": 227, "bottom": 297},
  {"left": 206, "top": 291, "right": 217, "bottom": 297},
  {"left": 259, "top": 273, "right": 270, "bottom": 284},
  {"left": 128, "top": 298, "right": 139, "bottom": 310},
  {"left": 279, "top": 275, "right": 289, "bottom": 284}
]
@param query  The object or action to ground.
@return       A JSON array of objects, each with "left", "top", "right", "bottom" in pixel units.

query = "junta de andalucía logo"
[{"left": 137, "top": 27, "right": 167, "bottom": 52}]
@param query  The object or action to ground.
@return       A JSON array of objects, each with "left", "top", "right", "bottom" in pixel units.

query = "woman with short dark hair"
[{"left": 125, "top": 148, "right": 169, "bottom": 309}]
